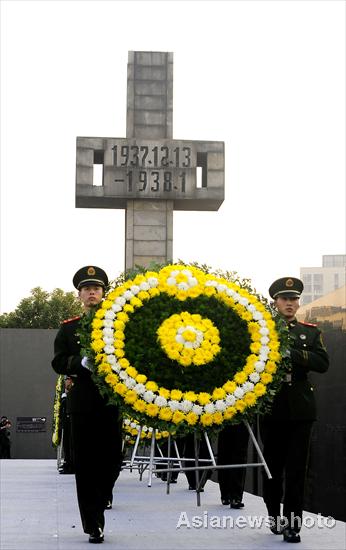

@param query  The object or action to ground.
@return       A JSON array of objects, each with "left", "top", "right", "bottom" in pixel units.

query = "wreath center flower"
[{"left": 157, "top": 311, "right": 221, "bottom": 367}]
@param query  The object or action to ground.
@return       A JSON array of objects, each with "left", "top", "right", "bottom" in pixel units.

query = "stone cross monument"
[{"left": 75, "top": 51, "right": 225, "bottom": 270}]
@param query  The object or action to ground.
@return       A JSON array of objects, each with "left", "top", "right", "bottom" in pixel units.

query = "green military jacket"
[{"left": 270, "top": 318, "right": 329, "bottom": 421}]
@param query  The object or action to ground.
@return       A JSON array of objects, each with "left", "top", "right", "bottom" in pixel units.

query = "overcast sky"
[{"left": 1, "top": 0, "right": 345, "bottom": 314}]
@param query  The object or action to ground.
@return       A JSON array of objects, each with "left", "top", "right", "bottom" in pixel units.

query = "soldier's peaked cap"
[
  {"left": 269, "top": 277, "right": 304, "bottom": 299},
  {"left": 73, "top": 266, "right": 108, "bottom": 290}
]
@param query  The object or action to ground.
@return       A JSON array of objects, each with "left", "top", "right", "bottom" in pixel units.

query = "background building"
[{"left": 300, "top": 254, "right": 346, "bottom": 305}]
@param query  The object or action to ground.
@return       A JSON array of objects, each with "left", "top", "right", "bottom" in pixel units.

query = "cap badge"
[
  {"left": 87, "top": 267, "right": 96, "bottom": 276},
  {"left": 285, "top": 278, "right": 294, "bottom": 288},
  {"left": 300, "top": 334, "right": 307, "bottom": 340}
]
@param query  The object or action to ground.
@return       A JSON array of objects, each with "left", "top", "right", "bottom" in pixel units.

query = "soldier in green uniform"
[
  {"left": 52, "top": 266, "right": 122, "bottom": 544},
  {"left": 261, "top": 277, "right": 329, "bottom": 543}
]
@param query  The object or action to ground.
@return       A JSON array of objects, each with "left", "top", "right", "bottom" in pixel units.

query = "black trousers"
[
  {"left": 217, "top": 422, "right": 249, "bottom": 500},
  {"left": 70, "top": 406, "right": 122, "bottom": 534},
  {"left": 260, "top": 418, "right": 313, "bottom": 532}
]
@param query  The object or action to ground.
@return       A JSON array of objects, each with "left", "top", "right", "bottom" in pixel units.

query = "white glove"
[{"left": 81, "top": 356, "right": 91, "bottom": 370}]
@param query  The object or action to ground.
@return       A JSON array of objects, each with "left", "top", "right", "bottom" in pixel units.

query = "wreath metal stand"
[{"left": 127, "top": 419, "right": 271, "bottom": 506}]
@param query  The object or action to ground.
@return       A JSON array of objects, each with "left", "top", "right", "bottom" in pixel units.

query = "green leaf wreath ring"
[{"left": 87, "top": 264, "right": 287, "bottom": 433}]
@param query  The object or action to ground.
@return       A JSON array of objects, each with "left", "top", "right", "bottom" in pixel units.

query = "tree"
[{"left": 0, "top": 287, "right": 83, "bottom": 328}]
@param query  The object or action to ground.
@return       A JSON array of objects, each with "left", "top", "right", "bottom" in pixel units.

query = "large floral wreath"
[{"left": 80, "top": 264, "right": 288, "bottom": 434}]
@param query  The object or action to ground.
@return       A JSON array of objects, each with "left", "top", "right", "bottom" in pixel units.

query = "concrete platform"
[{"left": 0, "top": 460, "right": 345, "bottom": 550}]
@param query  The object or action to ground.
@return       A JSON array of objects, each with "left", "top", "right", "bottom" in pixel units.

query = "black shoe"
[
  {"left": 269, "top": 516, "right": 285, "bottom": 535},
  {"left": 221, "top": 498, "right": 230, "bottom": 505},
  {"left": 89, "top": 528, "right": 104, "bottom": 543},
  {"left": 283, "top": 528, "right": 301, "bottom": 543},
  {"left": 230, "top": 499, "right": 244, "bottom": 509}
]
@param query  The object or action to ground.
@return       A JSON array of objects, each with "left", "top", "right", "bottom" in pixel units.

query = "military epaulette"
[
  {"left": 299, "top": 321, "right": 317, "bottom": 327},
  {"left": 62, "top": 316, "right": 81, "bottom": 324}
]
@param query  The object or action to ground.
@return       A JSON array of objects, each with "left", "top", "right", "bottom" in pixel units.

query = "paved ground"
[{"left": 0, "top": 460, "right": 345, "bottom": 550}]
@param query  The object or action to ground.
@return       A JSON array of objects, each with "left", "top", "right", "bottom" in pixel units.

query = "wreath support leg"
[
  {"left": 147, "top": 428, "right": 157, "bottom": 487},
  {"left": 244, "top": 420, "right": 272, "bottom": 479},
  {"left": 130, "top": 425, "right": 142, "bottom": 469}
]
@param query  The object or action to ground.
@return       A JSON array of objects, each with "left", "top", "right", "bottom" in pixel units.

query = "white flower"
[
  {"left": 139, "top": 282, "right": 150, "bottom": 291},
  {"left": 142, "top": 426, "right": 148, "bottom": 432},
  {"left": 167, "top": 277, "right": 176, "bottom": 286},
  {"left": 192, "top": 404, "right": 203, "bottom": 416},
  {"left": 170, "top": 270, "right": 180, "bottom": 277},
  {"left": 104, "top": 310, "right": 115, "bottom": 320},
  {"left": 242, "top": 381, "right": 254, "bottom": 393},
  {"left": 261, "top": 337, "right": 270, "bottom": 345},
  {"left": 180, "top": 400, "right": 193, "bottom": 412},
  {"left": 125, "top": 378, "right": 136, "bottom": 389},
  {"left": 259, "top": 319, "right": 267, "bottom": 327},
  {"left": 225, "top": 394, "right": 236, "bottom": 406},
  {"left": 204, "top": 403, "right": 215, "bottom": 414},
  {"left": 104, "top": 345, "right": 114, "bottom": 354},
  {"left": 225, "top": 287, "right": 235, "bottom": 296},
  {"left": 188, "top": 277, "right": 198, "bottom": 287},
  {"left": 102, "top": 327, "right": 114, "bottom": 337},
  {"left": 249, "top": 372, "right": 260, "bottom": 383},
  {"left": 259, "top": 327, "right": 269, "bottom": 335},
  {"left": 130, "top": 285, "right": 140, "bottom": 295},
  {"left": 215, "top": 400, "right": 227, "bottom": 411},
  {"left": 134, "top": 383, "right": 146, "bottom": 395},
  {"left": 255, "top": 361, "right": 265, "bottom": 372},
  {"left": 175, "top": 334, "right": 185, "bottom": 344},
  {"left": 253, "top": 311, "right": 263, "bottom": 321},
  {"left": 143, "top": 391, "right": 155, "bottom": 403},
  {"left": 124, "top": 418, "right": 131, "bottom": 426},
  {"left": 239, "top": 297, "right": 249, "bottom": 306},
  {"left": 155, "top": 396, "right": 167, "bottom": 407},
  {"left": 119, "top": 371, "right": 128, "bottom": 380},
  {"left": 103, "top": 337, "right": 114, "bottom": 346},
  {"left": 148, "top": 427, "right": 153, "bottom": 433},
  {"left": 247, "top": 304, "right": 257, "bottom": 313},
  {"left": 115, "top": 297, "right": 126, "bottom": 306},
  {"left": 103, "top": 319, "right": 114, "bottom": 328},
  {"left": 182, "top": 269, "right": 192, "bottom": 277},
  {"left": 168, "top": 400, "right": 181, "bottom": 411},
  {"left": 147, "top": 277, "right": 158, "bottom": 287},
  {"left": 234, "top": 387, "right": 244, "bottom": 398},
  {"left": 184, "top": 341, "right": 194, "bottom": 349},
  {"left": 205, "top": 280, "right": 217, "bottom": 287},
  {"left": 112, "top": 304, "right": 122, "bottom": 312},
  {"left": 106, "top": 355, "right": 116, "bottom": 365},
  {"left": 177, "top": 282, "right": 189, "bottom": 291},
  {"left": 217, "top": 284, "right": 227, "bottom": 293},
  {"left": 123, "top": 290, "right": 134, "bottom": 300}
]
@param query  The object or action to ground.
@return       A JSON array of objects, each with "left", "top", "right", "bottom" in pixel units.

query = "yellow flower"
[
  {"left": 126, "top": 366, "right": 138, "bottom": 379},
  {"left": 212, "top": 387, "right": 226, "bottom": 400},
  {"left": 159, "top": 387, "right": 171, "bottom": 399},
  {"left": 124, "top": 304, "right": 134, "bottom": 313},
  {"left": 170, "top": 389, "right": 183, "bottom": 401},
  {"left": 234, "top": 371, "right": 247, "bottom": 385},
  {"left": 184, "top": 391, "right": 197, "bottom": 402},
  {"left": 115, "top": 330, "right": 125, "bottom": 340},
  {"left": 250, "top": 342, "right": 262, "bottom": 354},
  {"left": 146, "top": 381, "right": 158, "bottom": 392},
  {"left": 118, "top": 357, "right": 130, "bottom": 369},
  {"left": 98, "top": 363, "right": 112, "bottom": 376},
  {"left": 265, "top": 361, "right": 277, "bottom": 374},
  {"left": 260, "top": 372, "right": 273, "bottom": 384},
  {"left": 212, "top": 412, "right": 224, "bottom": 424},
  {"left": 186, "top": 412, "right": 198, "bottom": 425},
  {"left": 159, "top": 407, "right": 173, "bottom": 421},
  {"left": 92, "top": 318, "right": 103, "bottom": 329},
  {"left": 114, "top": 339, "right": 125, "bottom": 349},
  {"left": 91, "top": 339, "right": 105, "bottom": 353},
  {"left": 114, "top": 320, "right": 125, "bottom": 330},
  {"left": 115, "top": 349, "right": 125, "bottom": 358},
  {"left": 114, "top": 382, "right": 127, "bottom": 396},
  {"left": 254, "top": 383, "right": 266, "bottom": 397},
  {"left": 136, "top": 374, "right": 147, "bottom": 384},
  {"left": 200, "top": 413, "right": 213, "bottom": 426},
  {"left": 235, "top": 399, "right": 246, "bottom": 412},
  {"left": 244, "top": 392, "right": 257, "bottom": 406},
  {"left": 172, "top": 411, "right": 185, "bottom": 424},
  {"left": 146, "top": 403, "right": 159, "bottom": 417},
  {"left": 124, "top": 390, "right": 138, "bottom": 404},
  {"left": 268, "top": 350, "right": 281, "bottom": 362},
  {"left": 197, "top": 392, "right": 211, "bottom": 406},
  {"left": 95, "top": 308, "right": 106, "bottom": 319},
  {"left": 117, "top": 312, "right": 129, "bottom": 322},
  {"left": 133, "top": 399, "right": 146, "bottom": 412},
  {"left": 223, "top": 381, "right": 236, "bottom": 393},
  {"left": 101, "top": 300, "right": 113, "bottom": 310}
]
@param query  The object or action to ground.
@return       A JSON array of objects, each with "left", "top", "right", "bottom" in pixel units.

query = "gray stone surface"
[{"left": 0, "top": 460, "right": 345, "bottom": 550}]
